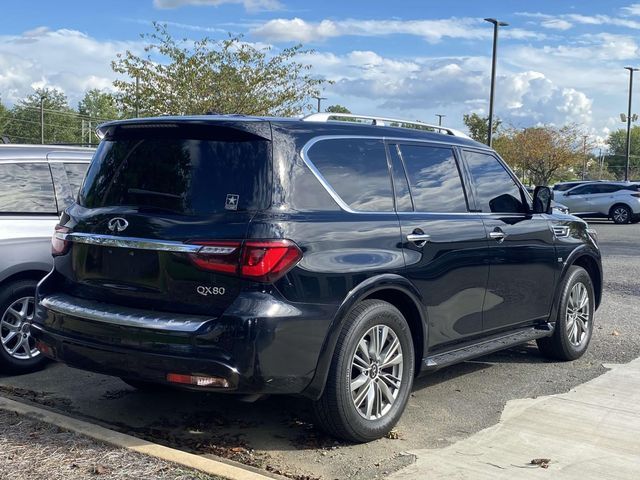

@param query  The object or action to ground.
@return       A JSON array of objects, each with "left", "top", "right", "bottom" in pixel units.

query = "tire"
[
  {"left": 537, "top": 266, "right": 594, "bottom": 361},
  {"left": 312, "top": 300, "right": 415, "bottom": 443},
  {"left": 0, "top": 280, "right": 48, "bottom": 374},
  {"left": 610, "top": 204, "right": 632, "bottom": 224}
]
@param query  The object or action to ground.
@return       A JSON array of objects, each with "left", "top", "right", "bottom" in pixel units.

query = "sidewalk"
[{"left": 390, "top": 357, "right": 640, "bottom": 479}]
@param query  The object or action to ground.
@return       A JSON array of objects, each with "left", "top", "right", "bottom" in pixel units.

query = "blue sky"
[{"left": 2, "top": 0, "right": 640, "bottom": 145}]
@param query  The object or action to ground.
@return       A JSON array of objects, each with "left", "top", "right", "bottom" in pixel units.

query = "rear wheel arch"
[{"left": 0, "top": 270, "right": 49, "bottom": 290}]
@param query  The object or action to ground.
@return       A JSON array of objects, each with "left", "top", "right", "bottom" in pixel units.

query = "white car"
[{"left": 554, "top": 182, "right": 640, "bottom": 224}]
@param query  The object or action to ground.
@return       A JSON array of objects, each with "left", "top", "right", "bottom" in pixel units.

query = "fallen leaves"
[{"left": 530, "top": 458, "right": 551, "bottom": 469}]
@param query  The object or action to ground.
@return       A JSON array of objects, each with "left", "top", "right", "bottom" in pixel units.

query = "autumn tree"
[
  {"left": 463, "top": 112, "right": 501, "bottom": 144},
  {"left": 494, "top": 125, "right": 583, "bottom": 185},
  {"left": 112, "top": 22, "right": 329, "bottom": 117}
]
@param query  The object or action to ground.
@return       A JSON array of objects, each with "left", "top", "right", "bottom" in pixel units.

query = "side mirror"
[{"left": 532, "top": 186, "right": 553, "bottom": 214}]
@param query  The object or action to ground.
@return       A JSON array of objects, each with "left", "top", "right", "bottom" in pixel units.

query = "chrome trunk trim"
[{"left": 59, "top": 232, "right": 202, "bottom": 253}]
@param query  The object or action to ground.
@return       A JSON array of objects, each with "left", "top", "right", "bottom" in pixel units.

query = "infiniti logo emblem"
[{"left": 107, "top": 217, "right": 129, "bottom": 233}]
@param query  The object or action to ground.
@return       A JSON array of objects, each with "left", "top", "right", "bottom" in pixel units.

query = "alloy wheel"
[
  {"left": 565, "top": 282, "right": 590, "bottom": 347},
  {"left": 350, "top": 324, "right": 404, "bottom": 420},
  {"left": 613, "top": 207, "right": 629, "bottom": 223},
  {"left": 1, "top": 296, "right": 40, "bottom": 360}
]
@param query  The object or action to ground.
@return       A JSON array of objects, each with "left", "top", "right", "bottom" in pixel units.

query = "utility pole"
[
  {"left": 312, "top": 95, "right": 327, "bottom": 113},
  {"left": 135, "top": 75, "right": 140, "bottom": 118},
  {"left": 484, "top": 18, "right": 509, "bottom": 147},
  {"left": 582, "top": 135, "right": 589, "bottom": 180},
  {"left": 435, "top": 114, "right": 445, "bottom": 126},
  {"left": 624, "top": 67, "right": 638, "bottom": 181},
  {"left": 40, "top": 96, "right": 45, "bottom": 144}
]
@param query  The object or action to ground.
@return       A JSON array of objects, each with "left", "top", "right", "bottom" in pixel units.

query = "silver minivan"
[{"left": 0, "top": 145, "right": 93, "bottom": 373}]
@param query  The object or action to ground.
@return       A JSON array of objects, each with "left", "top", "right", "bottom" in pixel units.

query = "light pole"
[
  {"left": 312, "top": 95, "right": 327, "bottom": 113},
  {"left": 581, "top": 135, "right": 589, "bottom": 180},
  {"left": 624, "top": 67, "right": 638, "bottom": 181},
  {"left": 435, "top": 114, "right": 445, "bottom": 126},
  {"left": 40, "top": 96, "right": 45, "bottom": 144},
  {"left": 484, "top": 18, "right": 508, "bottom": 147}
]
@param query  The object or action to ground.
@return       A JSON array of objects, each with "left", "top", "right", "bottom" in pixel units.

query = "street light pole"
[
  {"left": 582, "top": 135, "right": 589, "bottom": 180},
  {"left": 40, "top": 96, "right": 45, "bottom": 144},
  {"left": 624, "top": 66, "right": 638, "bottom": 182},
  {"left": 436, "top": 114, "right": 445, "bottom": 126},
  {"left": 312, "top": 95, "right": 327, "bottom": 113},
  {"left": 484, "top": 18, "right": 508, "bottom": 147}
]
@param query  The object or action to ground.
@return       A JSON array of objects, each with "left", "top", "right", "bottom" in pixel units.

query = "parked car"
[
  {"left": 554, "top": 181, "right": 640, "bottom": 224},
  {"left": 32, "top": 113, "right": 602, "bottom": 442},
  {"left": 0, "top": 145, "right": 93, "bottom": 373}
]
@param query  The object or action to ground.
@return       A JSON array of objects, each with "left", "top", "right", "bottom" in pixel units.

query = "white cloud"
[
  {"left": 0, "top": 27, "right": 141, "bottom": 107},
  {"left": 518, "top": 11, "right": 640, "bottom": 30},
  {"left": 153, "top": 0, "right": 282, "bottom": 12},
  {"left": 540, "top": 18, "right": 573, "bottom": 30},
  {"left": 252, "top": 17, "right": 545, "bottom": 43},
  {"left": 622, "top": 3, "right": 640, "bottom": 16}
]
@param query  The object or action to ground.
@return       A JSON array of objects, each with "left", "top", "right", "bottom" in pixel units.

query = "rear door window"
[
  {"left": 64, "top": 163, "right": 89, "bottom": 196},
  {"left": 395, "top": 144, "right": 468, "bottom": 213},
  {"left": 79, "top": 126, "right": 271, "bottom": 215},
  {"left": 306, "top": 138, "right": 393, "bottom": 212},
  {"left": 463, "top": 150, "right": 526, "bottom": 214},
  {"left": 0, "top": 163, "right": 57, "bottom": 214}
]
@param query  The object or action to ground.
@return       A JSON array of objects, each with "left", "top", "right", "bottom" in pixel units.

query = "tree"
[
  {"left": 78, "top": 89, "right": 120, "bottom": 121},
  {"left": 494, "top": 125, "right": 583, "bottom": 185},
  {"left": 325, "top": 104, "right": 351, "bottom": 114},
  {"left": 0, "top": 97, "right": 9, "bottom": 142},
  {"left": 605, "top": 126, "right": 640, "bottom": 179},
  {"left": 463, "top": 113, "right": 501, "bottom": 144},
  {"left": 3, "top": 88, "right": 79, "bottom": 144},
  {"left": 111, "top": 22, "right": 329, "bottom": 117}
]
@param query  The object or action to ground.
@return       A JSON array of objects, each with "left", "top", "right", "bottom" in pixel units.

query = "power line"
[{"left": 19, "top": 106, "right": 116, "bottom": 123}]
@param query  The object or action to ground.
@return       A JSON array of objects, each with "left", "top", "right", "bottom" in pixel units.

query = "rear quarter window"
[{"left": 0, "top": 163, "right": 57, "bottom": 214}]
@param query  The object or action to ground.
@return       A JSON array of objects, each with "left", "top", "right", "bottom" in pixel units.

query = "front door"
[
  {"left": 461, "top": 149, "right": 558, "bottom": 333},
  {"left": 388, "top": 142, "right": 489, "bottom": 351}
]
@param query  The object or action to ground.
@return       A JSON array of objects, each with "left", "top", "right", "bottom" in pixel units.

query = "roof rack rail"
[{"left": 302, "top": 112, "right": 470, "bottom": 139}]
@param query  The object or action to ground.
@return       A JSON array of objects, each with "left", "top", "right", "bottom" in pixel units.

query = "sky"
[{"left": 2, "top": 0, "right": 640, "bottom": 146}]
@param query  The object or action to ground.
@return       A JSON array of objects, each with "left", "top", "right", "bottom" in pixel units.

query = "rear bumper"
[{"left": 32, "top": 286, "right": 337, "bottom": 396}]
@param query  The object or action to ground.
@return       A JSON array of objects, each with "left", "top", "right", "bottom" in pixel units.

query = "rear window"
[
  {"left": 0, "top": 163, "right": 57, "bottom": 214},
  {"left": 79, "top": 126, "right": 270, "bottom": 215}
]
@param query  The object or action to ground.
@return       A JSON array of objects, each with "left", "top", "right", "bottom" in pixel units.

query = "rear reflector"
[
  {"left": 188, "top": 239, "right": 302, "bottom": 282},
  {"left": 166, "top": 373, "right": 230, "bottom": 388},
  {"left": 51, "top": 225, "right": 71, "bottom": 256},
  {"left": 35, "top": 341, "right": 54, "bottom": 358}
]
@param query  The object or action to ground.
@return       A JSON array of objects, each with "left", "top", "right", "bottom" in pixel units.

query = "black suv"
[{"left": 32, "top": 113, "right": 602, "bottom": 442}]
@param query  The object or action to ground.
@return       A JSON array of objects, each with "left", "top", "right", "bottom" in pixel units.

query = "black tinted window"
[
  {"left": 569, "top": 184, "right": 597, "bottom": 195},
  {"left": 398, "top": 144, "right": 467, "bottom": 213},
  {"left": 308, "top": 138, "right": 393, "bottom": 212},
  {"left": 464, "top": 151, "right": 525, "bottom": 213},
  {"left": 80, "top": 127, "right": 270, "bottom": 215},
  {"left": 0, "top": 163, "right": 57, "bottom": 214}
]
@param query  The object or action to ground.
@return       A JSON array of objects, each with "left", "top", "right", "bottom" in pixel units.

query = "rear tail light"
[
  {"left": 51, "top": 225, "right": 71, "bottom": 256},
  {"left": 188, "top": 239, "right": 302, "bottom": 282},
  {"left": 166, "top": 373, "right": 230, "bottom": 388}
]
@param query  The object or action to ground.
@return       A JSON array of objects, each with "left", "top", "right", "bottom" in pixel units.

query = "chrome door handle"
[
  {"left": 489, "top": 231, "right": 506, "bottom": 241},
  {"left": 406, "top": 233, "right": 431, "bottom": 245}
]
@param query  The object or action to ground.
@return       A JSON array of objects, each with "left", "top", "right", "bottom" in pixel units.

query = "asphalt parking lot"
[{"left": 1, "top": 220, "right": 639, "bottom": 480}]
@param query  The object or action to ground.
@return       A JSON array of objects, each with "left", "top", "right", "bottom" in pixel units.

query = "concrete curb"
[{"left": 0, "top": 396, "right": 274, "bottom": 480}]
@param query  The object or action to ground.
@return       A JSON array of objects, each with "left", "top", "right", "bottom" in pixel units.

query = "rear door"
[
  {"left": 557, "top": 184, "right": 598, "bottom": 214},
  {"left": 460, "top": 148, "right": 557, "bottom": 332},
  {"left": 389, "top": 142, "right": 489, "bottom": 350},
  {"left": 59, "top": 121, "right": 272, "bottom": 317}
]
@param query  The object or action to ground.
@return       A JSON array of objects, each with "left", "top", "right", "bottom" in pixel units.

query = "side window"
[
  {"left": 570, "top": 184, "right": 596, "bottom": 195},
  {"left": 463, "top": 150, "right": 526, "bottom": 214},
  {"left": 388, "top": 145, "right": 413, "bottom": 212},
  {"left": 397, "top": 144, "right": 468, "bottom": 213},
  {"left": 307, "top": 138, "right": 393, "bottom": 212},
  {"left": 0, "top": 163, "right": 57, "bottom": 214},
  {"left": 64, "top": 163, "right": 89, "bottom": 196}
]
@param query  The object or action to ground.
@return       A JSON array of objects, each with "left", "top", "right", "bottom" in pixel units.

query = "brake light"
[
  {"left": 51, "top": 225, "right": 71, "bottom": 256},
  {"left": 188, "top": 239, "right": 302, "bottom": 282}
]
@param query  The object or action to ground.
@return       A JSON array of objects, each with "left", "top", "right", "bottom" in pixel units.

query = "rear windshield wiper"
[{"left": 127, "top": 188, "right": 182, "bottom": 199}]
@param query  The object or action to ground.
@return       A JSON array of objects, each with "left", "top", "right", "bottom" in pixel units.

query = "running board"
[{"left": 422, "top": 324, "right": 554, "bottom": 371}]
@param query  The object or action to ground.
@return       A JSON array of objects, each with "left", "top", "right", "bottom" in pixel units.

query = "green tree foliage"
[
  {"left": 494, "top": 125, "right": 583, "bottom": 185},
  {"left": 605, "top": 126, "right": 640, "bottom": 179},
  {"left": 0, "top": 97, "right": 9, "bottom": 142},
  {"left": 325, "top": 104, "right": 351, "bottom": 114},
  {"left": 78, "top": 89, "right": 120, "bottom": 121},
  {"left": 3, "top": 88, "right": 79, "bottom": 144},
  {"left": 111, "top": 22, "right": 329, "bottom": 117},
  {"left": 463, "top": 112, "right": 501, "bottom": 144}
]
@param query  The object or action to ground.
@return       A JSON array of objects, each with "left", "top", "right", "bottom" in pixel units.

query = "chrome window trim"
[
  {"left": 41, "top": 293, "right": 212, "bottom": 332},
  {"left": 60, "top": 232, "right": 202, "bottom": 253},
  {"left": 299, "top": 134, "right": 494, "bottom": 216}
]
